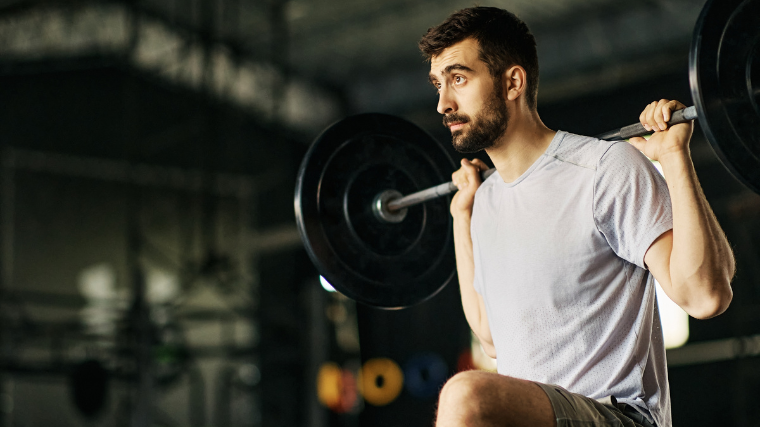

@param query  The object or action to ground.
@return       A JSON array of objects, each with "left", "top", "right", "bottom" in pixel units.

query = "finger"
[
  {"left": 646, "top": 102, "right": 657, "bottom": 132},
  {"left": 654, "top": 99, "right": 669, "bottom": 131},
  {"left": 455, "top": 158, "right": 477, "bottom": 172},
  {"left": 470, "top": 158, "right": 488, "bottom": 171},
  {"left": 662, "top": 100, "right": 678, "bottom": 123},
  {"left": 639, "top": 107, "right": 649, "bottom": 132},
  {"left": 642, "top": 102, "right": 655, "bottom": 132},
  {"left": 461, "top": 158, "right": 480, "bottom": 179},
  {"left": 461, "top": 159, "right": 484, "bottom": 189},
  {"left": 452, "top": 166, "right": 466, "bottom": 187},
  {"left": 452, "top": 174, "right": 469, "bottom": 190},
  {"left": 452, "top": 159, "right": 475, "bottom": 189}
]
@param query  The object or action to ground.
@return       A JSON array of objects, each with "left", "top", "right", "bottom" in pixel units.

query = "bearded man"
[{"left": 419, "top": 7, "right": 734, "bottom": 427}]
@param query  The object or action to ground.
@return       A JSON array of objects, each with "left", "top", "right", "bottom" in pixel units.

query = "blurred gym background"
[{"left": 0, "top": 0, "right": 758, "bottom": 426}]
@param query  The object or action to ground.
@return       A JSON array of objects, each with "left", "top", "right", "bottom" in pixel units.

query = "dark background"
[{"left": 0, "top": 0, "right": 758, "bottom": 426}]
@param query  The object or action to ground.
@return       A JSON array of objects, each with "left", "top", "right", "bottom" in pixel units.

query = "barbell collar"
[{"left": 373, "top": 189, "right": 408, "bottom": 223}]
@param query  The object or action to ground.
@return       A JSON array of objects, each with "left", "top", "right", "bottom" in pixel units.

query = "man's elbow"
[{"left": 686, "top": 280, "right": 733, "bottom": 320}]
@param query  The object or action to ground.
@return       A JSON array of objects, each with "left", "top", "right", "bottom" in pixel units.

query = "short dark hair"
[{"left": 419, "top": 7, "right": 539, "bottom": 110}]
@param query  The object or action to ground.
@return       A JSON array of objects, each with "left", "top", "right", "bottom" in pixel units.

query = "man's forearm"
[
  {"left": 660, "top": 150, "right": 734, "bottom": 318},
  {"left": 453, "top": 213, "right": 491, "bottom": 343}
]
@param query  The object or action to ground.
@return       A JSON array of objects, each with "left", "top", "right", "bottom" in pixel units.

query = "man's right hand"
[{"left": 451, "top": 158, "right": 489, "bottom": 216}]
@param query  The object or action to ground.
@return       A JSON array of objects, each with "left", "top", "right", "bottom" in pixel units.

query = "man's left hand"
[{"left": 628, "top": 99, "right": 694, "bottom": 162}]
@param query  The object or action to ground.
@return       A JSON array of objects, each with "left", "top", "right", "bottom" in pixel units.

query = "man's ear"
[{"left": 503, "top": 65, "right": 527, "bottom": 102}]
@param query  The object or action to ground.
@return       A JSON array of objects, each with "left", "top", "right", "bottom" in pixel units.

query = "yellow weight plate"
[{"left": 360, "top": 358, "right": 404, "bottom": 406}]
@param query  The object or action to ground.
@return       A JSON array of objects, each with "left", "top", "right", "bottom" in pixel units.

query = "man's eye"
[{"left": 454, "top": 76, "right": 465, "bottom": 84}]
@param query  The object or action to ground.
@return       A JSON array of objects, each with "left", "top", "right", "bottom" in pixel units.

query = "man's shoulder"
[{"left": 547, "top": 131, "right": 620, "bottom": 171}]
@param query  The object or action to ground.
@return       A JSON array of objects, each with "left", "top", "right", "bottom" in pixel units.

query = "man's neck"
[{"left": 485, "top": 111, "right": 556, "bottom": 183}]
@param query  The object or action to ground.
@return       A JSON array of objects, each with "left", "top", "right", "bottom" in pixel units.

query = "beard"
[{"left": 443, "top": 80, "right": 509, "bottom": 153}]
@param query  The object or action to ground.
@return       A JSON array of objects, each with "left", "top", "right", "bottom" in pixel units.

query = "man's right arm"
[{"left": 451, "top": 158, "right": 496, "bottom": 358}]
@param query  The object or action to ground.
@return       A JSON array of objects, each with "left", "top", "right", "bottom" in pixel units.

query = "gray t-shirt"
[{"left": 471, "top": 131, "right": 673, "bottom": 427}]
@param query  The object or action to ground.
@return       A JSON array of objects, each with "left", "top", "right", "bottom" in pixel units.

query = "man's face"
[{"left": 429, "top": 38, "right": 509, "bottom": 153}]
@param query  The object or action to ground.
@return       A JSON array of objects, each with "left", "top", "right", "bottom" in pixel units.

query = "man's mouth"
[
  {"left": 449, "top": 122, "right": 465, "bottom": 131},
  {"left": 443, "top": 114, "right": 470, "bottom": 133}
]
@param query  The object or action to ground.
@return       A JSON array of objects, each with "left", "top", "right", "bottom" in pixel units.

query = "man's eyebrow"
[
  {"left": 429, "top": 63, "right": 475, "bottom": 86},
  {"left": 442, "top": 63, "right": 474, "bottom": 75}
]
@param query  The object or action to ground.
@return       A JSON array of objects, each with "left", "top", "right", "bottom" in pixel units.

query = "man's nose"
[{"left": 437, "top": 87, "right": 457, "bottom": 115}]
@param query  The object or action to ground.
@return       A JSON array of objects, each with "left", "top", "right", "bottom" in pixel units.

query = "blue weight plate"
[{"left": 403, "top": 353, "right": 448, "bottom": 399}]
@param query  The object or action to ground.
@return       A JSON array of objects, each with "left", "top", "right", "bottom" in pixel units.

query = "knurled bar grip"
[
  {"left": 594, "top": 106, "right": 697, "bottom": 141},
  {"left": 386, "top": 106, "right": 697, "bottom": 212}
]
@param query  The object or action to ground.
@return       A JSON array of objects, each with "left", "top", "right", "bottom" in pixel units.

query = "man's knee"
[
  {"left": 440, "top": 371, "right": 490, "bottom": 399},
  {"left": 437, "top": 371, "right": 554, "bottom": 426},
  {"left": 438, "top": 371, "right": 494, "bottom": 419}
]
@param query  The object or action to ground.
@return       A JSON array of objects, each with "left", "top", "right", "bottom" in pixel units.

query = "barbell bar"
[{"left": 382, "top": 107, "right": 699, "bottom": 215}]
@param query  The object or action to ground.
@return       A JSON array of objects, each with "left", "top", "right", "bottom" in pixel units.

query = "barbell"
[{"left": 295, "top": 0, "right": 760, "bottom": 309}]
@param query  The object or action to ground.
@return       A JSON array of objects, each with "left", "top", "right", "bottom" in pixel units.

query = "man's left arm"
[{"left": 630, "top": 99, "right": 735, "bottom": 320}]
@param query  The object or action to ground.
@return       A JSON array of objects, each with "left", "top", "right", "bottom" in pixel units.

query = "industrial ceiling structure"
[{"left": 0, "top": 0, "right": 706, "bottom": 132}]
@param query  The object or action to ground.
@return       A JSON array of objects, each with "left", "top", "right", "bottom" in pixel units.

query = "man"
[{"left": 419, "top": 7, "right": 734, "bottom": 427}]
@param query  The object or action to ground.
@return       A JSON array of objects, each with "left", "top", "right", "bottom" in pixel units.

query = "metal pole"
[
  {"left": 386, "top": 106, "right": 698, "bottom": 212},
  {"left": 387, "top": 170, "right": 495, "bottom": 212}
]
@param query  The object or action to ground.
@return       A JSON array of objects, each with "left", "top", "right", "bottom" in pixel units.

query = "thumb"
[{"left": 628, "top": 137, "right": 647, "bottom": 151}]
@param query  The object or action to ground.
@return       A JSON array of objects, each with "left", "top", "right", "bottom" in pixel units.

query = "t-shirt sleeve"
[{"left": 593, "top": 141, "right": 673, "bottom": 269}]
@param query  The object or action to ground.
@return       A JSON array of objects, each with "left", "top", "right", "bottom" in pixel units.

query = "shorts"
[{"left": 536, "top": 382, "right": 657, "bottom": 427}]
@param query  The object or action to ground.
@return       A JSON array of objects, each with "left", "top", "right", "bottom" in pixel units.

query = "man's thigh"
[{"left": 536, "top": 383, "right": 655, "bottom": 427}]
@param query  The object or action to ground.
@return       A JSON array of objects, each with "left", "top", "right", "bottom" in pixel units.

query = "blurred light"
[
  {"left": 317, "top": 362, "right": 358, "bottom": 413},
  {"left": 238, "top": 363, "right": 261, "bottom": 387},
  {"left": 320, "top": 276, "right": 336, "bottom": 292},
  {"left": 146, "top": 266, "right": 180, "bottom": 304},
  {"left": 78, "top": 264, "right": 117, "bottom": 300},
  {"left": 78, "top": 264, "right": 122, "bottom": 337},
  {"left": 655, "top": 279, "right": 689, "bottom": 349}
]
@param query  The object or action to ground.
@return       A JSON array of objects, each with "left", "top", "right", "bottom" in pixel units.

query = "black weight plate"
[
  {"left": 690, "top": 0, "right": 760, "bottom": 194},
  {"left": 295, "top": 114, "right": 456, "bottom": 309}
]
